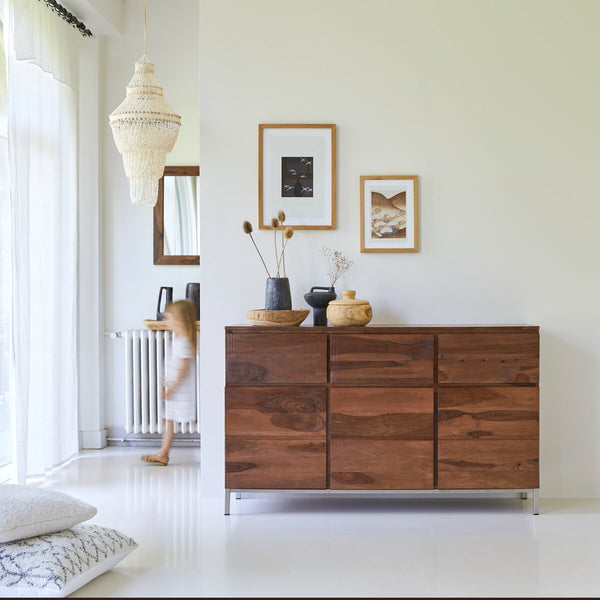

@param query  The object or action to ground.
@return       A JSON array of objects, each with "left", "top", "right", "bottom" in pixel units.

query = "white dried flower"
[{"left": 320, "top": 247, "right": 353, "bottom": 287}]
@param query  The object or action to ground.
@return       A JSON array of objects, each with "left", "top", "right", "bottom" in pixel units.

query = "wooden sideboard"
[{"left": 224, "top": 325, "right": 540, "bottom": 514}]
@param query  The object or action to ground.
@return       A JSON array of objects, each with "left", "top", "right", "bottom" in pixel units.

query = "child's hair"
[{"left": 164, "top": 299, "right": 197, "bottom": 353}]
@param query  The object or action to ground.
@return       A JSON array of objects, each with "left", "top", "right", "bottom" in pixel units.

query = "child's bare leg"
[{"left": 159, "top": 419, "right": 175, "bottom": 461}]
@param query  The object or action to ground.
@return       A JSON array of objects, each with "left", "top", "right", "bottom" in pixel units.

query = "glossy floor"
[{"left": 39, "top": 447, "right": 600, "bottom": 597}]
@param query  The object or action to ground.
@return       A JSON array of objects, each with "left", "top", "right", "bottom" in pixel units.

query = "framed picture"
[
  {"left": 259, "top": 124, "right": 336, "bottom": 229},
  {"left": 360, "top": 175, "right": 419, "bottom": 253}
]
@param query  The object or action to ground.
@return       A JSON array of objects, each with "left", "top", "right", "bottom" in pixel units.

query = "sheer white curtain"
[
  {"left": 0, "top": 4, "right": 12, "bottom": 483},
  {"left": 6, "top": 0, "right": 80, "bottom": 482}
]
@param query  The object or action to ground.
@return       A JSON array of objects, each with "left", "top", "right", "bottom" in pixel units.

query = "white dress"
[{"left": 164, "top": 335, "right": 197, "bottom": 423}]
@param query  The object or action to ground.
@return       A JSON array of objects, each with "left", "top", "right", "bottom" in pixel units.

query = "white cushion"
[
  {"left": 0, "top": 485, "right": 97, "bottom": 543},
  {"left": 0, "top": 524, "right": 138, "bottom": 597}
]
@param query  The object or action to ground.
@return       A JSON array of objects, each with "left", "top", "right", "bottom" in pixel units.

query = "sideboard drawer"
[
  {"left": 225, "top": 438, "right": 326, "bottom": 489},
  {"left": 226, "top": 332, "right": 327, "bottom": 384},
  {"left": 438, "top": 440, "right": 539, "bottom": 489},
  {"left": 330, "top": 334, "right": 434, "bottom": 385},
  {"left": 438, "top": 387, "right": 538, "bottom": 440},
  {"left": 438, "top": 333, "right": 539, "bottom": 384},
  {"left": 330, "top": 388, "right": 433, "bottom": 440},
  {"left": 226, "top": 387, "right": 326, "bottom": 438}
]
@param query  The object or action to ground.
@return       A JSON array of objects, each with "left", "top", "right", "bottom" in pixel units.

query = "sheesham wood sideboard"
[{"left": 224, "top": 325, "right": 540, "bottom": 514}]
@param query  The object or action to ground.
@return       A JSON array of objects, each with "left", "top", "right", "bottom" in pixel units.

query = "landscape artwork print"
[
  {"left": 370, "top": 190, "right": 407, "bottom": 239},
  {"left": 360, "top": 175, "right": 418, "bottom": 253},
  {"left": 281, "top": 157, "right": 314, "bottom": 197}
]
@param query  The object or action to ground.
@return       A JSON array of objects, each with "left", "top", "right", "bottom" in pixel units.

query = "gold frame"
[
  {"left": 360, "top": 175, "right": 419, "bottom": 253},
  {"left": 258, "top": 124, "right": 336, "bottom": 230}
]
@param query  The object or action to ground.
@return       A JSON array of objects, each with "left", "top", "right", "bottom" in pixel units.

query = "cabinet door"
[
  {"left": 437, "top": 387, "right": 539, "bottom": 489},
  {"left": 330, "top": 334, "right": 434, "bottom": 385},
  {"left": 330, "top": 388, "right": 433, "bottom": 489},
  {"left": 438, "top": 333, "right": 539, "bottom": 384},
  {"left": 225, "top": 386, "right": 326, "bottom": 489},
  {"left": 226, "top": 332, "right": 327, "bottom": 385}
]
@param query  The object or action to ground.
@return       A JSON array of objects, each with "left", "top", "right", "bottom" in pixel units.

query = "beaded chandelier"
[{"left": 109, "top": 4, "right": 181, "bottom": 206}]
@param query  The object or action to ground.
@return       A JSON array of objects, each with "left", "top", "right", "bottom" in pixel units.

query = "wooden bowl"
[{"left": 246, "top": 309, "right": 310, "bottom": 327}]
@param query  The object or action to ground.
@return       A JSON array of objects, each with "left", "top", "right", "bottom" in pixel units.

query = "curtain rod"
[{"left": 38, "top": 0, "right": 93, "bottom": 37}]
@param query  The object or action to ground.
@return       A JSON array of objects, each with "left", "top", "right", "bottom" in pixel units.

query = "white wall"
[
  {"left": 99, "top": 0, "right": 600, "bottom": 497},
  {"left": 100, "top": 0, "right": 199, "bottom": 435},
  {"left": 198, "top": 0, "right": 600, "bottom": 498}
]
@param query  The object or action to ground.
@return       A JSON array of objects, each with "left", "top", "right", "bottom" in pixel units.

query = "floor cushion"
[
  {"left": 0, "top": 485, "right": 97, "bottom": 543},
  {"left": 0, "top": 524, "right": 137, "bottom": 597}
]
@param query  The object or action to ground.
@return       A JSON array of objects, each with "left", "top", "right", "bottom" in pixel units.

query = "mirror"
[{"left": 153, "top": 166, "right": 200, "bottom": 265}]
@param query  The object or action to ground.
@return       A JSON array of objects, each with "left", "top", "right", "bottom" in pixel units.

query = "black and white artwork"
[{"left": 281, "top": 157, "right": 313, "bottom": 197}]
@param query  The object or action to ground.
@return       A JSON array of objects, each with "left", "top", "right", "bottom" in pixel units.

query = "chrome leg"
[
  {"left": 532, "top": 489, "right": 539, "bottom": 515},
  {"left": 225, "top": 489, "right": 231, "bottom": 515},
  {"left": 236, "top": 492, "right": 242, "bottom": 500},
  {"left": 521, "top": 491, "right": 528, "bottom": 500}
]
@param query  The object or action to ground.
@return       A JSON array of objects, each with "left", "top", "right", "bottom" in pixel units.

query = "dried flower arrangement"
[
  {"left": 243, "top": 210, "right": 294, "bottom": 278},
  {"left": 320, "top": 247, "right": 353, "bottom": 287}
]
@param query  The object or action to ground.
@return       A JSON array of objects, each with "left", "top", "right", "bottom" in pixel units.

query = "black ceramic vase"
[
  {"left": 265, "top": 277, "right": 292, "bottom": 310},
  {"left": 185, "top": 282, "right": 200, "bottom": 320},
  {"left": 156, "top": 286, "right": 173, "bottom": 321},
  {"left": 304, "top": 286, "right": 337, "bottom": 326}
]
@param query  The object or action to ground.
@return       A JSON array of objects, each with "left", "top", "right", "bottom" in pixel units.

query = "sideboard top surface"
[{"left": 226, "top": 325, "right": 539, "bottom": 334}]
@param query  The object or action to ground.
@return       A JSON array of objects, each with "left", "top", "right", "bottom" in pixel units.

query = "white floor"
[{"left": 38, "top": 446, "right": 600, "bottom": 597}]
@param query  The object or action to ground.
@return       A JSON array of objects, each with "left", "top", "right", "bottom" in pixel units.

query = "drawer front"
[
  {"left": 438, "top": 440, "right": 539, "bottom": 489},
  {"left": 226, "top": 387, "right": 326, "bottom": 438},
  {"left": 330, "top": 388, "right": 433, "bottom": 440},
  {"left": 330, "top": 440, "right": 433, "bottom": 489},
  {"left": 330, "top": 334, "right": 434, "bottom": 385},
  {"left": 438, "top": 333, "right": 539, "bottom": 384},
  {"left": 226, "top": 332, "right": 327, "bottom": 384},
  {"left": 225, "top": 438, "right": 326, "bottom": 489},
  {"left": 438, "top": 387, "right": 538, "bottom": 440}
]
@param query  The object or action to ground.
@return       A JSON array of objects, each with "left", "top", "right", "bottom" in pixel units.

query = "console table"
[{"left": 225, "top": 325, "right": 539, "bottom": 514}]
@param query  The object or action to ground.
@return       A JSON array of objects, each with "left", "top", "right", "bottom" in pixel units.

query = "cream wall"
[
  {"left": 99, "top": 0, "right": 600, "bottom": 497},
  {"left": 198, "top": 0, "right": 600, "bottom": 498},
  {"left": 101, "top": 0, "right": 199, "bottom": 435}
]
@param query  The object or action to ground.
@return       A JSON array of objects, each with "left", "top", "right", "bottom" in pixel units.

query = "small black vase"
[
  {"left": 265, "top": 277, "right": 292, "bottom": 310},
  {"left": 304, "top": 286, "right": 337, "bottom": 326},
  {"left": 185, "top": 282, "right": 200, "bottom": 320},
  {"left": 156, "top": 286, "right": 173, "bottom": 321}
]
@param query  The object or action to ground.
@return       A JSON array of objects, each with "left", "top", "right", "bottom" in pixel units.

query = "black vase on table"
[
  {"left": 304, "top": 286, "right": 336, "bottom": 326},
  {"left": 185, "top": 282, "right": 200, "bottom": 320},
  {"left": 265, "top": 277, "right": 292, "bottom": 310}
]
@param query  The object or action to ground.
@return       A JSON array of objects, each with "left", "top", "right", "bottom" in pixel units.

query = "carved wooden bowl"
[{"left": 246, "top": 309, "right": 310, "bottom": 327}]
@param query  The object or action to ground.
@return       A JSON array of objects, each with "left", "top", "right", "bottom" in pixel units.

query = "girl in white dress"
[{"left": 142, "top": 299, "right": 197, "bottom": 466}]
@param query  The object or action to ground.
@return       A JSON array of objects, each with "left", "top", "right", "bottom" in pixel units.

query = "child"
[{"left": 142, "top": 299, "right": 197, "bottom": 466}]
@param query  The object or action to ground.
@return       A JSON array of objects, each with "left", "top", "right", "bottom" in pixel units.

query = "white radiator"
[{"left": 124, "top": 330, "right": 200, "bottom": 434}]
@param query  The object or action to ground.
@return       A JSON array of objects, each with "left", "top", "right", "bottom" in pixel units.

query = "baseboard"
[
  {"left": 80, "top": 429, "right": 108, "bottom": 449},
  {"left": 106, "top": 425, "right": 200, "bottom": 447}
]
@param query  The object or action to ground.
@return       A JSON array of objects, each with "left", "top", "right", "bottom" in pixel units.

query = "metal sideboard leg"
[
  {"left": 521, "top": 491, "right": 528, "bottom": 500},
  {"left": 532, "top": 489, "right": 539, "bottom": 515},
  {"left": 236, "top": 492, "right": 242, "bottom": 500},
  {"left": 225, "top": 489, "right": 231, "bottom": 515}
]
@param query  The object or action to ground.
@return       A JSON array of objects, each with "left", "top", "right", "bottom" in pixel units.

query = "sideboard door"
[
  {"left": 225, "top": 386, "right": 327, "bottom": 489},
  {"left": 330, "top": 388, "right": 434, "bottom": 489}
]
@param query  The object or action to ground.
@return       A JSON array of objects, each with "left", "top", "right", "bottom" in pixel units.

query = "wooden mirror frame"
[{"left": 153, "top": 166, "right": 200, "bottom": 265}]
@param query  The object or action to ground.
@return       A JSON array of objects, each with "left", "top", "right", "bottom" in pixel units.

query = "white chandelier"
[{"left": 109, "top": 4, "right": 181, "bottom": 207}]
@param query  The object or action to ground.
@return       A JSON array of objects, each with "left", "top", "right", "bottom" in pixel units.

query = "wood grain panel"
[
  {"left": 330, "top": 440, "right": 433, "bottom": 489},
  {"left": 330, "top": 388, "right": 433, "bottom": 440},
  {"left": 330, "top": 334, "right": 434, "bottom": 384},
  {"left": 225, "top": 438, "right": 326, "bottom": 489},
  {"left": 226, "top": 387, "right": 326, "bottom": 438},
  {"left": 438, "top": 387, "right": 538, "bottom": 440},
  {"left": 438, "top": 440, "right": 539, "bottom": 489},
  {"left": 438, "top": 333, "right": 539, "bottom": 384},
  {"left": 226, "top": 332, "right": 327, "bottom": 384}
]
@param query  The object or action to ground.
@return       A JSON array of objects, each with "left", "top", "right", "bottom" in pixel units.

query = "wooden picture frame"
[
  {"left": 259, "top": 124, "right": 336, "bottom": 230},
  {"left": 360, "top": 175, "right": 419, "bottom": 253},
  {"left": 153, "top": 166, "right": 200, "bottom": 265}
]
